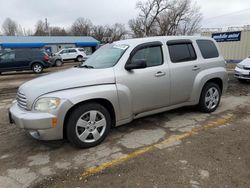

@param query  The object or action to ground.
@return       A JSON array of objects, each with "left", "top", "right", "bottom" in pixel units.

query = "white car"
[
  {"left": 56, "top": 48, "right": 88, "bottom": 62},
  {"left": 235, "top": 56, "right": 250, "bottom": 82}
]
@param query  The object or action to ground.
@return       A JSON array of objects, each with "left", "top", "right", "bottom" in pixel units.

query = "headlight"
[
  {"left": 34, "top": 97, "right": 61, "bottom": 112},
  {"left": 237, "top": 64, "right": 244, "bottom": 69}
]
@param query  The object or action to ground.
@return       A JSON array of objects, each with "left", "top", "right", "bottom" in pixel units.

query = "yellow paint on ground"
[{"left": 79, "top": 114, "right": 234, "bottom": 179}]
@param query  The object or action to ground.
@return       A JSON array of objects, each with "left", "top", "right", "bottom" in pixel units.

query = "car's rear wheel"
[
  {"left": 76, "top": 56, "right": 83, "bottom": 62},
  {"left": 66, "top": 103, "right": 111, "bottom": 148},
  {"left": 55, "top": 59, "right": 63, "bottom": 67},
  {"left": 198, "top": 82, "right": 221, "bottom": 113},
  {"left": 32, "top": 63, "right": 43, "bottom": 74}
]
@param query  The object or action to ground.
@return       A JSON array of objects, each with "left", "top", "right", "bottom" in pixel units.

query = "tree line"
[{"left": 1, "top": 0, "right": 202, "bottom": 43}]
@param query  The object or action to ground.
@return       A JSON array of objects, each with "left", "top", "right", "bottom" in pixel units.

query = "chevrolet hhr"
[{"left": 9, "top": 36, "right": 228, "bottom": 148}]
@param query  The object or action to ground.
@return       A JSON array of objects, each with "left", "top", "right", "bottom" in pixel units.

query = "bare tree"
[
  {"left": 70, "top": 18, "right": 93, "bottom": 36},
  {"left": 2, "top": 18, "right": 18, "bottom": 36},
  {"left": 129, "top": 0, "right": 170, "bottom": 37},
  {"left": 50, "top": 27, "right": 68, "bottom": 36},
  {"left": 23, "top": 28, "right": 33, "bottom": 36},
  {"left": 92, "top": 25, "right": 106, "bottom": 41},
  {"left": 175, "top": 1, "right": 202, "bottom": 35},
  {"left": 156, "top": 0, "right": 202, "bottom": 35},
  {"left": 34, "top": 20, "right": 47, "bottom": 36},
  {"left": 105, "top": 24, "right": 127, "bottom": 42},
  {"left": 129, "top": 0, "right": 202, "bottom": 37},
  {"left": 92, "top": 24, "right": 127, "bottom": 43}
]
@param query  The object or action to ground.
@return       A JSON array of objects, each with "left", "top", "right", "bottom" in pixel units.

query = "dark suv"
[{"left": 0, "top": 49, "right": 51, "bottom": 74}]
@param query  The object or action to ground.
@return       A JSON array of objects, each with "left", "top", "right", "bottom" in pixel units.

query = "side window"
[
  {"left": 196, "top": 40, "right": 219, "bottom": 59},
  {"left": 131, "top": 46, "right": 163, "bottom": 67},
  {"left": 69, "top": 49, "right": 77, "bottom": 53},
  {"left": 1, "top": 52, "right": 15, "bottom": 60},
  {"left": 168, "top": 43, "right": 197, "bottom": 63},
  {"left": 78, "top": 48, "right": 85, "bottom": 52},
  {"left": 16, "top": 51, "right": 28, "bottom": 59}
]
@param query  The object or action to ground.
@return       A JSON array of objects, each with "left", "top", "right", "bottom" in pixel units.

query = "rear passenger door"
[
  {"left": 15, "top": 51, "right": 30, "bottom": 68},
  {"left": 167, "top": 40, "right": 201, "bottom": 105}
]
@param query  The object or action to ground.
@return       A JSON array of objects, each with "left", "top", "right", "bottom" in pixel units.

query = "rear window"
[
  {"left": 196, "top": 40, "right": 219, "bottom": 59},
  {"left": 168, "top": 43, "right": 197, "bottom": 63}
]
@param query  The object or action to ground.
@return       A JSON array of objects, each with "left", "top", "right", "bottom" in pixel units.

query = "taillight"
[{"left": 43, "top": 55, "right": 49, "bottom": 61}]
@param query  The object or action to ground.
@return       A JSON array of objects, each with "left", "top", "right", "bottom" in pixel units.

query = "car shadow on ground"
[{"left": 34, "top": 105, "right": 199, "bottom": 150}]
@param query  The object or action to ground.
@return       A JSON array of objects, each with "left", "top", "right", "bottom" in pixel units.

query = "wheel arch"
[
  {"left": 204, "top": 77, "right": 223, "bottom": 92},
  {"left": 29, "top": 61, "right": 44, "bottom": 68},
  {"left": 63, "top": 98, "right": 116, "bottom": 139}
]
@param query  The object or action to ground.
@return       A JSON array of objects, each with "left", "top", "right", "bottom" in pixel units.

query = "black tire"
[
  {"left": 76, "top": 56, "right": 83, "bottom": 62},
  {"left": 32, "top": 63, "right": 43, "bottom": 74},
  {"left": 66, "top": 103, "right": 111, "bottom": 148},
  {"left": 198, "top": 82, "right": 221, "bottom": 113},
  {"left": 55, "top": 59, "right": 63, "bottom": 67}
]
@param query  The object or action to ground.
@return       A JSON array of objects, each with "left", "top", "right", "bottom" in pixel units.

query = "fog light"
[{"left": 29, "top": 130, "right": 40, "bottom": 139}]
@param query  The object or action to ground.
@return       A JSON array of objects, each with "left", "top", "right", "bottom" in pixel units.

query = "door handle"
[
  {"left": 192, "top": 66, "right": 200, "bottom": 71},
  {"left": 155, "top": 71, "right": 166, "bottom": 77}
]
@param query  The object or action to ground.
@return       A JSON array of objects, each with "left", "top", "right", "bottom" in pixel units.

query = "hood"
[
  {"left": 19, "top": 68, "right": 115, "bottom": 109},
  {"left": 239, "top": 57, "right": 250, "bottom": 67}
]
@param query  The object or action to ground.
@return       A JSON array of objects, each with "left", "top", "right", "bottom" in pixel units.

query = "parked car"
[
  {"left": 0, "top": 49, "right": 51, "bottom": 74},
  {"left": 9, "top": 36, "right": 228, "bottom": 148},
  {"left": 56, "top": 48, "right": 88, "bottom": 62},
  {"left": 0, "top": 50, "right": 7, "bottom": 56},
  {"left": 234, "top": 56, "right": 250, "bottom": 82},
  {"left": 49, "top": 54, "right": 63, "bottom": 67}
]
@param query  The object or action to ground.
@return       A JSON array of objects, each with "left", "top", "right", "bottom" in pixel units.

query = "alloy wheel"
[{"left": 75, "top": 110, "right": 107, "bottom": 143}]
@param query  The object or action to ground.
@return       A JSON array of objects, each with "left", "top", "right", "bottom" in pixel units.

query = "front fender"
[
  {"left": 191, "top": 67, "right": 228, "bottom": 104},
  {"left": 42, "top": 84, "right": 121, "bottom": 122}
]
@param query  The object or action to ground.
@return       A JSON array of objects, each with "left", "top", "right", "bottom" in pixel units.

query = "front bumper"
[
  {"left": 9, "top": 102, "right": 62, "bottom": 140},
  {"left": 234, "top": 67, "right": 250, "bottom": 80}
]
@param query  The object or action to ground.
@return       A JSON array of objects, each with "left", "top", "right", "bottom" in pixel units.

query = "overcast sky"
[{"left": 0, "top": 0, "right": 250, "bottom": 32}]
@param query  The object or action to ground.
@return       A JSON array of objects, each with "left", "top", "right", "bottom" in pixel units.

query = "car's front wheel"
[
  {"left": 66, "top": 103, "right": 111, "bottom": 148},
  {"left": 198, "top": 82, "right": 221, "bottom": 113},
  {"left": 32, "top": 63, "right": 43, "bottom": 74}
]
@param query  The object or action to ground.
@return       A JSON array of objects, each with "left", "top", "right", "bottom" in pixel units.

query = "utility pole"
[{"left": 45, "top": 18, "right": 50, "bottom": 36}]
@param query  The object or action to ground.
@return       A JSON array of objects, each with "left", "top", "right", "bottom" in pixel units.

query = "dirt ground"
[{"left": 0, "top": 63, "right": 250, "bottom": 188}]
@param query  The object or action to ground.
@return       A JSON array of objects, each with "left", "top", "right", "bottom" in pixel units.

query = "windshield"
[{"left": 80, "top": 44, "right": 129, "bottom": 69}]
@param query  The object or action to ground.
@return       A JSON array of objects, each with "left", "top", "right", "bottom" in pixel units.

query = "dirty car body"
[{"left": 9, "top": 36, "right": 228, "bottom": 148}]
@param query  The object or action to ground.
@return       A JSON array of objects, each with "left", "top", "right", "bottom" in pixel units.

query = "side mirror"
[{"left": 125, "top": 59, "right": 147, "bottom": 70}]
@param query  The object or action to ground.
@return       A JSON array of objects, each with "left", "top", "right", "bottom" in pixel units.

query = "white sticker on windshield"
[{"left": 113, "top": 44, "right": 129, "bottom": 50}]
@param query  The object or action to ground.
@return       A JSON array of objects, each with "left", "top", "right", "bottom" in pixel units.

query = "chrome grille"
[{"left": 16, "top": 90, "right": 27, "bottom": 109}]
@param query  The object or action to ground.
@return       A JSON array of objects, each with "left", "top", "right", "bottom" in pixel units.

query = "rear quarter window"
[
  {"left": 167, "top": 42, "right": 197, "bottom": 63},
  {"left": 196, "top": 40, "right": 219, "bottom": 59}
]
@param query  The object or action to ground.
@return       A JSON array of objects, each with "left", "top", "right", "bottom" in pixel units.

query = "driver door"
[
  {"left": 0, "top": 52, "right": 16, "bottom": 71},
  {"left": 116, "top": 42, "right": 170, "bottom": 114}
]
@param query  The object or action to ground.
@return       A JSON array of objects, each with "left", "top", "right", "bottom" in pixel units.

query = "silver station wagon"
[{"left": 9, "top": 36, "right": 228, "bottom": 148}]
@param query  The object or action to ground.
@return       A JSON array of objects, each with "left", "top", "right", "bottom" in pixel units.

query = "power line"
[{"left": 204, "top": 7, "right": 250, "bottom": 21}]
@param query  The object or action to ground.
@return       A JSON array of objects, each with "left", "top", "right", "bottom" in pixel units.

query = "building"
[
  {"left": 202, "top": 29, "right": 250, "bottom": 63},
  {"left": 0, "top": 36, "right": 99, "bottom": 54}
]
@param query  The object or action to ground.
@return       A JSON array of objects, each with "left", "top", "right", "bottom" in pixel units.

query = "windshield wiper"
[{"left": 81, "top": 65, "right": 94, "bottom": 69}]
